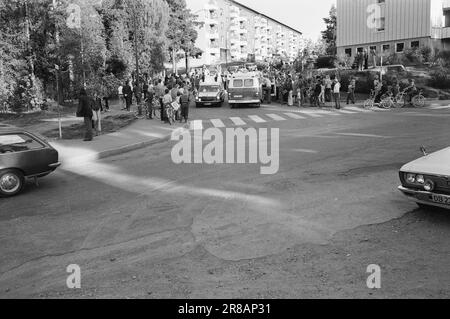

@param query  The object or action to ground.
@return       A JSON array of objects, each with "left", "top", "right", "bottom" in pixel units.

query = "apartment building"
[
  {"left": 185, "top": 0, "right": 302, "bottom": 66},
  {"left": 336, "top": 0, "right": 450, "bottom": 58}
]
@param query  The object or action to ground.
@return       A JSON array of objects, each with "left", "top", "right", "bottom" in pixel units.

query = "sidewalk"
[{"left": 49, "top": 117, "right": 187, "bottom": 168}]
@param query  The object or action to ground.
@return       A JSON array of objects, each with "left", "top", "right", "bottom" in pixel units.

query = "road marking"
[
  {"left": 297, "top": 111, "right": 322, "bottom": 118},
  {"left": 230, "top": 117, "right": 246, "bottom": 126},
  {"left": 284, "top": 112, "right": 306, "bottom": 119},
  {"left": 210, "top": 119, "right": 225, "bottom": 128},
  {"left": 266, "top": 114, "right": 287, "bottom": 121},
  {"left": 345, "top": 106, "right": 371, "bottom": 113},
  {"left": 315, "top": 109, "right": 341, "bottom": 116},
  {"left": 429, "top": 105, "right": 450, "bottom": 110},
  {"left": 248, "top": 115, "right": 267, "bottom": 123},
  {"left": 335, "top": 133, "right": 391, "bottom": 139},
  {"left": 190, "top": 120, "right": 203, "bottom": 131},
  {"left": 336, "top": 110, "right": 358, "bottom": 114}
]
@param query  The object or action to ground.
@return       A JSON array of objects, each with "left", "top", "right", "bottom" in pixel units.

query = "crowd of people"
[
  {"left": 77, "top": 64, "right": 421, "bottom": 142},
  {"left": 261, "top": 71, "right": 346, "bottom": 110}
]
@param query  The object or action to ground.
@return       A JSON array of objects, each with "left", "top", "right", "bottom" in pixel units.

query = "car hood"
[
  {"left": 199, "top": 92, "right": 219, "bottom": 97},
  {"left": 401, "top": 147, "right": 450, "bottom": 176}
]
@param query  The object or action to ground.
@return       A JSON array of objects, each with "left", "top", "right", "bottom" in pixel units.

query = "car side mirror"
[{"left": 420, "top": 146, "right": 428, "bottom": 156}]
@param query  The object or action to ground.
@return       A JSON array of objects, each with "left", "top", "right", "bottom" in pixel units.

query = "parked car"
[
  {"left": 195, "top": 81, "right": 225, "bottom": 107},
  {"left": 0, "top": 128, "right": 60, "bottom": 197},
  {"left": 398, "top": 146, "right": 450, "bottom": 210},
  {"left": 228, "top": 72, "right": 263, "bottom": 108}
]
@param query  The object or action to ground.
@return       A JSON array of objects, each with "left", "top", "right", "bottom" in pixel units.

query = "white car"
[{"left": 399, "top": 147, "right": 450, "bottom": 210}]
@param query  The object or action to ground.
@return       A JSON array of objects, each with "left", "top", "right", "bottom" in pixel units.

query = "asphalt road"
[{"left": 1, "top": 103, "right": 449, "bottom": 298}]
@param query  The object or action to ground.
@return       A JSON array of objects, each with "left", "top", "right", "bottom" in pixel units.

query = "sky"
[{"left": 236, "top": 0, "right": 336, "bottom": 40}]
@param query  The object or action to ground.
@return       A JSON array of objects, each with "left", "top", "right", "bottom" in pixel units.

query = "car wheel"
[{"left": 0, "top": 169, "right": 25, "bottom": 197}]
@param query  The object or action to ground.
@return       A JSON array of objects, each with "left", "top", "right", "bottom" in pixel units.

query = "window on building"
[
  {"left": 377, "top": 0, "right": 385, "bottom": 3},
  {"left": 411, "top": 41, "right": 420, "bottom": 48},
  {"left": 396, "top": 43, "right": 405, "bottom": 53},
  {"left": 344, "top": 48, "right": 352, "bottom": 57},
  {"left": 377, "top": 17, "right": 385, "bottom": 31},
  {"left": 369, "top": 45, "right": 377, "bottom": 53},
  {"left": 382, "top": 44, "right": 390, "bottom": 52},
  {"left": 445, "top": 9, "right": 450, "bottom": 27},
  {"left": 357, "top": 47, "right": 364, "bottom": 53}
]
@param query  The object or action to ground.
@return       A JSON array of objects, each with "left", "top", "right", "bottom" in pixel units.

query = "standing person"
[
  {"left": 76, "top": 88, "right": 93, "bottom": 142},
  {"left": 347, "top": 78, "right": 356, "bottom": 104},
  {"left": 103, "top": 96, "right": 110, "bottom": 112},
  {"left": 333, "top": 78, "right": 341, "bottom": 109},
  {"left": 319, "top": 78, "right": 326, "bottom": 105},
  {"left": 162, "top": 88, "right": 173, "bottom": 123},
  {"left": 118, "top": 84, "right": 125, "bottom": 110},
  {"left": 313, "top": 78, "right": 322, "bottom": 108},
  {"left": 134, "top": 82, "right": 142, "bottom": 106},
  {"left": 91, "top": 93, "right": 102, "bottom": 134},
  {"left": 179, "top": 87, "right": 192, "bottom": 123},
  {"left": 324, "top": 75, "right": 332, "bottom": 103},
  {"left": 155, "top": 79, "right": 166, "bottom": 121},
  {"left": 364, "top": 49, "right": 369, "bottom": 70},
  {"left": 122, "top": 81, "right": 132, "bottom": 112},
  {"left": 371, "top": 48, "right": 378, "bottom": 68}
]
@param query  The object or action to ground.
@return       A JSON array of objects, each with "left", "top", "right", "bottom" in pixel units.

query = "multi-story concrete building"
[
  {"left": 337, "top": 0, "right": 450, "bottom": 58},
  {"left": 185, "top": 0, "right": 302, "bottom": 66}
]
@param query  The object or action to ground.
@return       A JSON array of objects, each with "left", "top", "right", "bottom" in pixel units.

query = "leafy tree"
[
  {"left": 321, "top": 4, "right": 337, "bottom": 56},
  {"left": 166, "top": 0, "right": 200, "bottom": 74}
]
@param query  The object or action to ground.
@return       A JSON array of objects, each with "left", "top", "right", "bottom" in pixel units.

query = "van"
[{"left": 227, "top": 72, "right": 263, "bottom": 108}]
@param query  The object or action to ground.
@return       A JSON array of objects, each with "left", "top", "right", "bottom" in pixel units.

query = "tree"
[
  {"left": 166, "top": 0, "right": 200, "bottom": 74},
  {"left": 321, "top": 4, "right": 337, "bottom": 56}
]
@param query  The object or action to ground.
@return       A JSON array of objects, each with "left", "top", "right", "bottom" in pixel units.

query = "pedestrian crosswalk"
[
  {"left": 187, "top": 103, "right": 450, "bottom": 131},
  {"left": 188, "top": 106, "right": 377, "bottom": 131}
]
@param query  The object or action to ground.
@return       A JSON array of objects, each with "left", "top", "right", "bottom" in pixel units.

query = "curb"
[{"left": 55, "top": 126, "right": 188, "bottom": 167}]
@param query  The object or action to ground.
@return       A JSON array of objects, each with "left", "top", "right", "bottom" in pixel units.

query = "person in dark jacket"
[
  {"left": 77, "top": 88, "right": 93, "bottom": 141},
  {"left": 123, "top": 81, "right": 133, "bottom": 112},
  {"left": 179, "top": 88, "right": 192, "bottom": 123}
]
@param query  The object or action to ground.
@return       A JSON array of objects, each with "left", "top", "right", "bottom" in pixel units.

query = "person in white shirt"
[
  {"left": 333, "top": 78, "right": 341, "bottom": 109},
  {"left": 118, "top": 85, "right": 125, "bottom": 109}
]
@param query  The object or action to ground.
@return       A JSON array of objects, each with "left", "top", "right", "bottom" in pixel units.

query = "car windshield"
[
  {"left": 244, "top": 79, "right": 254, "bottom": 87},
  {"left": 200, "top": 85, "right": 219, "bottom": 92},
  {"left": 233, "top": 79, "right": 243, "bottom": 87}
]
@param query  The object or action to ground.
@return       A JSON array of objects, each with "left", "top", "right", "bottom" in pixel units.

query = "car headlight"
[
  {"left": 416, "top": 175, "right": 425, "bottom": 184},
  {"left": 406, "top": 173, "right": 416, "bottom": 184},
  {"left": 424, "top": 180, "right": 435, "bottom": 192}
]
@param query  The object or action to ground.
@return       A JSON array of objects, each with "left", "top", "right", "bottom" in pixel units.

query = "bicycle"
[
  {"left": 395, "top": 89, "right": 425, "bottom": 108},
  {"left": 364, "top": 90, "right": 393, "bottom": 109}
]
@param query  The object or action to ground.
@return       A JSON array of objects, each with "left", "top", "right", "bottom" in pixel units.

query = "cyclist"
[
  {"left": 375, "top": 80, "right": 388, "bottom": 104},
  {"left": 404, "top": 79, "right": 418, "bottom": 106}
]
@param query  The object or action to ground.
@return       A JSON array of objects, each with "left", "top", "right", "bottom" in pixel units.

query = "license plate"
[
  {"left": 234, "top": 95, "right": 243, "bottom": 98},
  {"left": 431, "top": 194, "right": 450, "bottom": 205},
  {"left": 204, "top": 103, "right": 212, "bottom": 106}
]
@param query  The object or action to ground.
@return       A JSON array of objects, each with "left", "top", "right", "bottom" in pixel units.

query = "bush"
[
  {"left": 428, "top": 67, "right": 450, "bottom": 89},
  {"left": 315, "top": 55, "right": 336, "bottom": 69}
]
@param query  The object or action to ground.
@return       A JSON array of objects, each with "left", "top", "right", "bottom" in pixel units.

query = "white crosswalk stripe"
[
  {"left": 248, "top": 115, "right": 267, "bottom": 123},
  {"left": 210, "top": 119, "right": 225, "bottom": 128},
  {"left": 336, "top": 110, "right": 358, "bottom": 114},
  {"left": 284, "top": 112, "right": 306, "bottom": 119},
  {"left": 345, "top": 106, "right": 371, "bottom": 113},
  {"left": 190, "top": 120, "right": 203, "bottom": 131},
  {"left": 297, "top": 111, "right": 322, "bottom": 118},
  {"left": 266, "top": 114, "right": 287, "bottom": 121},
  {"left": 429, "top": 105, "right": 450, "bottom": 110},
  {"left": 230, "top": 117, "right": 246, "bottom": 126}
]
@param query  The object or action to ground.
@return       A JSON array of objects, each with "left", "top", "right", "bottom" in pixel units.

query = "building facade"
[
  {"left": 185, "top": 0, "right": 302, "bottom": 67},
  {"left": 336, "top": 0, "right": 450, "bottom": 58}
]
